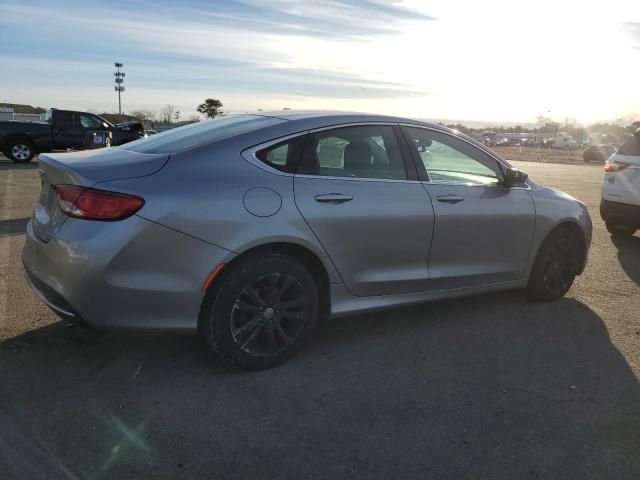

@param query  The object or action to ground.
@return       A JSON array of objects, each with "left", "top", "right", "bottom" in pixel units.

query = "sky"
[{"left": 1, "top": 0, "right": 639, "bottom": 125}]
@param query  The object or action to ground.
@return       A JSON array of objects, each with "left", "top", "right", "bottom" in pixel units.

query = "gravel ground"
[{"left": 0, "top": 154, "right": 638, "bottom": 480}]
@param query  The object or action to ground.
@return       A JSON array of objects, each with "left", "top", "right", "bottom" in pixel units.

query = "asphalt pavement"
[{"left": 0, "top": 155, "right": 638, "bottom": 480}]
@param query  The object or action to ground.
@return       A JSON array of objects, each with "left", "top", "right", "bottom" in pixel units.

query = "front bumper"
[
  {"left": 600, "top": 199, "right": 640, "bottom": 228},
  {"left": 22, "top": 217, "right": 235, "bottom": 331}
]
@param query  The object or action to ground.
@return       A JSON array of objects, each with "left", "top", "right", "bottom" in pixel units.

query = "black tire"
[
  {"left": 201, "top": 253, "right": 319, "bottom": 370},
  {"left": 527, "top": 227, "right": 580, "bottom": 301},
  {"left": 6, "top": 139, "right": 35, "bottom": 163},
  {"left": 605, "top": 221, "right": 636, "bottom": 237}
]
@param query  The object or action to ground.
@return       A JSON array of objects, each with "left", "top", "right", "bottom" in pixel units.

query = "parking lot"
[{"left": 1, "top": 153, "right": 639, "bottom": 479}]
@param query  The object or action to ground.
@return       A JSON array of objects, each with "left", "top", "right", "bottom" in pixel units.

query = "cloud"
[
  {"left": 135, "top": 0, "right": 436, "bottom": 39},
  {"left": 628, "top": 22, "right": 640, "bottom": 50}
]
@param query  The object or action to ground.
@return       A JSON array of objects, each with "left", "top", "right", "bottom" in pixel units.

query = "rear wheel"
[
  {"left": 201, "top": 253, "right": 319, "bottom": 370},
  {"left": 527, "top": 227, "right": 580, "bottom": 301},
  {"left": 605, "top": 221, "right": 636, "bottom": 237},
  {"left": 7, "top": 139, "right": 35, "bottom": 163}
]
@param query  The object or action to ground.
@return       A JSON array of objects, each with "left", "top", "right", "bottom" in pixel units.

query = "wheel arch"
[
  {"left": 198, "top": 241, "right": 332, "bottom": 331},
  {"left": 532, "top": 219, "right": 588, "bottom": 277},
  {"left": 5, "top": 134, "right": 37, "bottom": 151}
]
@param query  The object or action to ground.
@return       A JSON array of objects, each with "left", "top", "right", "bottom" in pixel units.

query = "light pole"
[{"left": 114, "top": 63, "right": 125, "bottom": 115}]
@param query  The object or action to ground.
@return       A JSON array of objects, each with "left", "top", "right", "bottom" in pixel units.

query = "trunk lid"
[{"left": 32, "top": 148, "right": 168, "bottom": 242}]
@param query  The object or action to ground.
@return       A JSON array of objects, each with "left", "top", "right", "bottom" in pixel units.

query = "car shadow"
[
  {"left": 0, "top": 217, "right": 29, "bottom": 237},
  {"left": 610, "top": 234, "right": 640, "bottom": 285},
  {"left": 1, "top": 292, "right": 639, "bottom": 479},
  {"left": 0, "top": 160, "right": 38, "bottom": 171}
]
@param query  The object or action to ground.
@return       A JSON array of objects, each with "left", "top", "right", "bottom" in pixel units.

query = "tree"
[
  {"left": 129, "top": 109, "right": 155, "bottom": 122},
  {"left": 197, "top": 98, "right": 223, "bottom": 118},
  {"left": 536, "top": 115, "right": 552, "bottom": 129},
  {"left": 160, "top": 104, "right": 177, "bottom": 123}
]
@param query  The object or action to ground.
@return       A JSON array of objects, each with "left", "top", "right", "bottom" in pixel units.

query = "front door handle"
[
  {"left": 314, "top": 193, "right": 353, "bottom": 204},
  {"left": 436, "top": 194, "right": 464, "bottom": 204}
]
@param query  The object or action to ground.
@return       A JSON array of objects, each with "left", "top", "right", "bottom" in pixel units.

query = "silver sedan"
[{"left": 22, "top": 112, "right": 592, "bottom": 369}]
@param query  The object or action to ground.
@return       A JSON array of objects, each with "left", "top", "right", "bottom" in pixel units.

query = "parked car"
[
  {"left": 583, "top": 144, "right": 616, "bottom": 164},
  {"left": 552, "top": 132, "right": 578, "bottom": 150},
  {"left": 0, "top": 108, "right": 145, "bottom": 162},
  {"left": 146, "top": 129, "right": 158, "bottom": 135},
  {"left": 600, "top": 129, "right": 640, "bottom": 236},
  {"left": 22, "top": 112, "right": 592, "bottom": 370}
]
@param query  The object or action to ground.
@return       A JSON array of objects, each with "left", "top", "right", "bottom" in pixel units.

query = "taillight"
[
  {"left": 54, "top": 185, "right": 144, "bottom": 221},
  {"left": 604, "top": 161, "right": 630, "bottom": 173}
]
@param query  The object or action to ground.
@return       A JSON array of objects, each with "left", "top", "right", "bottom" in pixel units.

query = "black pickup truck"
[{"left": 0, "top": 108, "right": 145, "bottom": 162}]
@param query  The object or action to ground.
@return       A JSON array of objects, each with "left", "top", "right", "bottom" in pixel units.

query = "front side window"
[
  {"left": 404, "top": 127, "right": 500, "bottom": 185},
  {"left": 298, "top": 125, "right": 407, "bottom": 180},
  {"left": 80, "top": 115, "right": 103, "bottom": 129}
]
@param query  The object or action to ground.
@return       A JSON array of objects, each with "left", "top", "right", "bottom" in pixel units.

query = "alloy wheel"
[
  {"left": 542, "top": 238, "right": 575, "bottom": 295},
  {"left": 11, "top": 144, "right": 31, "bottom": 161},
  {"left": 230, "top": 273, "right": 309, "bottom": 357}
]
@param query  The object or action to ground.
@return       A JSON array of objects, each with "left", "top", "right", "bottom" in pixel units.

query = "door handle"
[
  {"left": 436, "top": 194, "right": 464, "bottom": 204},
  {"left": 314, "top": 193, "right": 353, "bottom": 204}
]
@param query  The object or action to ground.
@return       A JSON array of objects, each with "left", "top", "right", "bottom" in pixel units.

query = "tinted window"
[
  {"left": 255, "top": 135, "right": 306, "bottom": 173},
  {"left": 617, "top": 135, "right": 640, "bottom": 156},
  {"left": 404, "top": 127, "right": 500, "bottom": 185},
  {"left": 120, "top": 115, "right": 284, "bottom": 154},
  {"left": 299, "top": 125, "right": 407, "bottom": 180},
  {"left": 55, "top": 111, "right": 75, "bottom": 127}
]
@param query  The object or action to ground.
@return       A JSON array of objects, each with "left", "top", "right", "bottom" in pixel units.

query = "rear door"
[
  {"left": 53, "top": 111, "right": 84, "bottom": 149},
  {"left": 402, "top": 126, "right": 536, "bottom": 290},
  {"left": 293, "top": 124, "right": 435, "bottom": 296}
]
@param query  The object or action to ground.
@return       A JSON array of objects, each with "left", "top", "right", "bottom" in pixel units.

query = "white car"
[{"left": 600, "top": 129, "right": 640, "bottom": 236}]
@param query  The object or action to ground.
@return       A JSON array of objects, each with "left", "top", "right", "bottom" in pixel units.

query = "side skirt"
[{"left": 329, "top": 279, "right": 528, "bottom": 318}]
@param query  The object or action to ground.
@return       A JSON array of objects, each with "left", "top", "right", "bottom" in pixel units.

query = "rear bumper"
[
  {"left": 22, "top": 217, "right": 235, "bottom": 332},
  {"left": 600, "top": 199, "right": 640, "bottom": 227}
]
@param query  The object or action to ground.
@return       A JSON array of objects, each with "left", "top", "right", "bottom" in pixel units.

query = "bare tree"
[
  {"left": 129, "top": 109, "right": 155, "bottom": 122},
  {"left": 161, "top": 104, "right": 177, "bottom": 123}
]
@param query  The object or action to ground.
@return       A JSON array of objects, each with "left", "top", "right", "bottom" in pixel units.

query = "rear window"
[
  {"left": 120, "top": 115, "right": 283, "bottom": 154},
  {"left": 617, "top": 135, "right": 640, "bottom": 156}
]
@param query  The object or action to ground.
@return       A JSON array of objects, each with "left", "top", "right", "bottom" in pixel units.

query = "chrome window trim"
[{"left": 241, "top": 122, "right": 420, "bottom": 183}]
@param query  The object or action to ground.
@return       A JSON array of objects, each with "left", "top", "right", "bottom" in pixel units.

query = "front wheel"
[
  {"left": 527, "top": 228, "right": 580, "bottom": 301},
  {"left": 7, "top": 140, "right": 35, "bottom": 163},
  {"left": 201, "top": 253, "right": 319, "bottom": 370}
]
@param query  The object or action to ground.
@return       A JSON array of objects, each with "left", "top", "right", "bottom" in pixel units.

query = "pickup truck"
[{"left": 0, "top": 108, "right": 145, "bottom": 162}]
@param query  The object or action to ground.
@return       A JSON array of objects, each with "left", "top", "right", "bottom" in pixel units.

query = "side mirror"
[{"left": 503, "top": 167, "right": 528, "bottom": 187}]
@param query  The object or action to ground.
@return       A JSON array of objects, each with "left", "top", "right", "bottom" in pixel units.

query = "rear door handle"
[
  {"left": 314, "top": 193, "right": 353, "bottom": 204},
  {"left": 436, "top": 194, "right": 464, "bottom": 204}
]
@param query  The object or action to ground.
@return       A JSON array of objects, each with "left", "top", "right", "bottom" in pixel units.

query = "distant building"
[{"left": 0, "top": 107, "right": 45, "bottom": 122}]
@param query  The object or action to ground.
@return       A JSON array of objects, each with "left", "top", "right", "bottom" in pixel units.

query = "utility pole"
[{"left": 114, "top": 63, "right": 125, "bottom": 115}]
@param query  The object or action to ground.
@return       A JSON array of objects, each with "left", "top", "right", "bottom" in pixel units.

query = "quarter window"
[
  {"left": 404, "top": 127, "right": 501, "bottom": 185},
  {"left": 299, "top": 125, "right": 407, "bottom": 180},
  {"left": 255, "top": 135, "right": 307, "bottom": 173}
]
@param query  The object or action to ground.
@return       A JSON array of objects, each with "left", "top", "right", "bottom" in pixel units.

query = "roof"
[{"left": 242, "top": 110, "right": 445, "bottom": 132}]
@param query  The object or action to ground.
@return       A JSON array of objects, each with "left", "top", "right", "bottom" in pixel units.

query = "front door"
[
  {"left": 402, "top": 126, "right": 536, "bottom": 290},
  {"left": 293, "top": 124, "right": 435, "bottom": 296}
]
